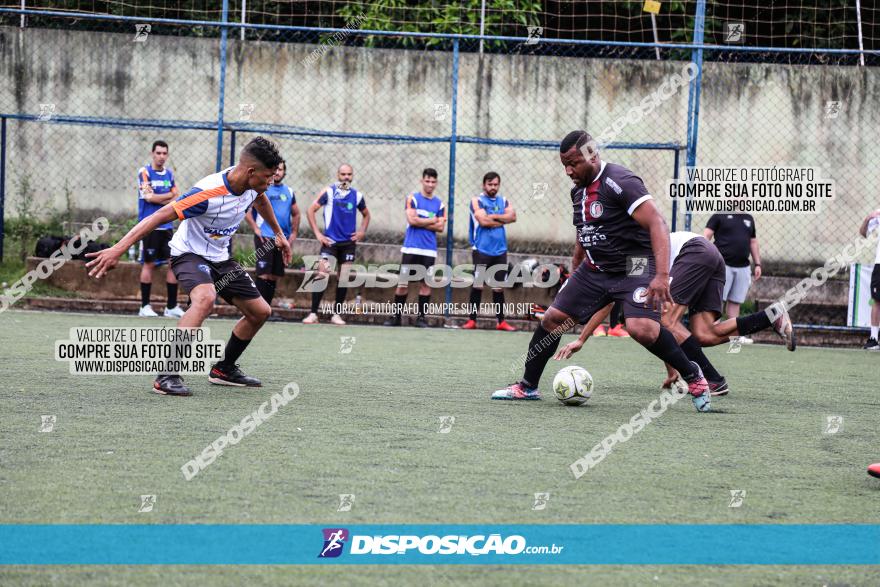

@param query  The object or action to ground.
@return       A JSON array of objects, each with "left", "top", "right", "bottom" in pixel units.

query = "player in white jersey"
[
  {"left": 858, "top": 209, "right": 880, "bottom": 349},
  {"left": 556, "top": 231, "right": 794, "bottom": 395},
  {"left": 86, "top": 137, "right": 291, "bottom": 396}
]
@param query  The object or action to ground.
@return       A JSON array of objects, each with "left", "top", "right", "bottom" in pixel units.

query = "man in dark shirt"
[
  {"left": 704, "top": 214, "right": 762, "bottom": 343},
  {"left": 492, "top": 130, "right": 714, "bottom": 412}
]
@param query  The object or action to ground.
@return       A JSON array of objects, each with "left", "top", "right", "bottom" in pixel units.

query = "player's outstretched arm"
[
  {"left": 632, "top": 200, "right": 672, "bottom": 313},
  {"left": 252, "top": 193, "right": 291, "bottom": 265},
  {"left": 85, "top": 204, "right": 177, "bottom": 278},
  {"left": 554, "top": 303, "right": 613, "bottom": 360}
]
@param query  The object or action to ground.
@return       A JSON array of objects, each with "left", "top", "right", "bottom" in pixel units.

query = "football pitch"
[{"left": 1, "top": 309, "right": 878, "bottom": 586}]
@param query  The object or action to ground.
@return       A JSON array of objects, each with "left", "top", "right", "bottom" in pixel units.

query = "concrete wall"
[{"left": 1, "top": 26, "right": 878, "bottom": 264}]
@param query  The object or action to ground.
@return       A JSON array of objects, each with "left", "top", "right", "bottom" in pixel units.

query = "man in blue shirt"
[
  {"left": 245, "top": 160, "right": 300, "bottom": 306},
  {"left": 304, "top": 164, "right": 371, "bottom": 325},
  {"left": 384, "top": 168, "right": 446, "bottom": 328},
  {"left": 136, "top": 140, "right": 184, "bottom": 318},
  {"left": 462, "top": 171, "right": 517, "bottom": 331}
]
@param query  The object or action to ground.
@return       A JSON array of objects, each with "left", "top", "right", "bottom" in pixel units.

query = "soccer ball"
[{"left": 553, "top": 366, "right": 593, "bottom": 406}]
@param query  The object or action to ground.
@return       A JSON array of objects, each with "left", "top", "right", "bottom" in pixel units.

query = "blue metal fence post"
[
  {"left": 671, "top": 147, "right": 680, "bottom": 232},
  {"left": 684, "top": 0, "right": 706, "bottom": 232},
  {"left": 215, "top": 0, "right": 230, "bottom": 172},
  {"left": 229, "top": 130, "right": 236, "bottom": 167},
  {"left": 0, "top": 116, "right": 5, "bottom": 262},
  {"left": 444, "top": 39, "right": 460, "bottom": 318}
]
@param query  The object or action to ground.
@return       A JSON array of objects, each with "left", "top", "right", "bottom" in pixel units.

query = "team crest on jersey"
[
  {"left": 589, "top": 201, "right": 604, "bottom": 218},
  {"left": 633, "top": 287, "right": 648, "bottom": 304}
]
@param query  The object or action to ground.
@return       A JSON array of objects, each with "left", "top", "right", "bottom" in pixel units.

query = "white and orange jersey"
[{"left": 169, "top": 167, "right": 260, "bottom": 262}]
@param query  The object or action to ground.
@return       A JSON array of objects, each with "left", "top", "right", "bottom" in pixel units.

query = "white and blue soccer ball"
[{"left": 553, "top": 366, "right": 593, "bottom": 406}]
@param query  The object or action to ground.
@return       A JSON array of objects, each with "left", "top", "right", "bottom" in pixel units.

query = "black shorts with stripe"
[
  {"left": 670, "top": 238, "right": 726, "bottom": 318},
  {"left": 171, "top": 252, "right": 261, "bottom": 304}
]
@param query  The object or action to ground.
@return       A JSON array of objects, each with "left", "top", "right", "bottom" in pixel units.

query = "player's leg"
[
  {"left": 305, "top": 247, "right": 335, "bottom": 324},
  {"left": 492, "top": 265, "right": 602, "bottom": 400},
  {"left": 330, "top": 244, "right": 356, "bottom": 326},
  {"left": 415, "top": 256, "right": 433, "bottom": 328},
  {"left": 464, "top": 250, "right": 487, "bottom": 329},
  {"left": 689, "top": 306, "right": 795, "bottom": 351},
  {"left": 209, "top": 260, "right": 270, "bottom": 387},
  {"left": 724, "top": 266, "right": 751, "bottom": 342},
  {"left": 490, "top": 253, "right": 515, "bottom": 331},
  {"left": 663, "top": 240, "right": 727, "bottom": 393},
  {"left": 253, "top": 235, "right": 278, "bottom": 305},
  {"left": 864, "top": 264, "right": 880, "bottom": 349},
  {"left": 385, "top": 254, "right": 413, "bottom": 326},
  {"left": 139, "top": 259, "right": 157, "bottom": 316},
  {"left": 153, "top": 254, "right": 220, "bottom": 396}
]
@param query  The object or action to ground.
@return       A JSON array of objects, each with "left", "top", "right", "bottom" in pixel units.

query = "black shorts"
[
  {"left": 872, "top": 264, "right": 880, "bottom": 302},
  {"left": 254, "top": 235, "right": 286, "bottom": 278},
  {"left": 400, "top": 252, "right": 436, "bottom": 282},
  {"left": 553, "top": 258, "right": 660, "bottom": 323},
  {"left": 320, "top": 241, "right": 356, "bottom": 265},
  {"left": 140, "top": 229, "right": 172, "bottom": 265},
  {"left": 670, "top": 238, "right": 726, "bottom": 318},
  {"left": 472, "top": 250, "right": 508, "bottom": 287},
  {"left": 170, "top": 253, "right": 261, "bottom": 304}
]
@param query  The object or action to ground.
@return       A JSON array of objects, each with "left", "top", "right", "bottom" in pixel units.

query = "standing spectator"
[
  {"left": 704, "top": 213, "right": 761, "bottom": 343},
  {"left": 859, "top": 209, "right": 880, "bottom": 350},
  {"left": 245, "top": 160, "right": 300, "bottom": 306},
  {"left": 384, "top": 168, "right": 446, "bottom": 328},
  {"left": 136, "top": 140, "right": 184, "bottom": 318},
  {"left": 303, "top": 164, "right": 370, "bottom": 325},
  {"left": 462, "top": 172, "right": 517, "bottom": 331}
]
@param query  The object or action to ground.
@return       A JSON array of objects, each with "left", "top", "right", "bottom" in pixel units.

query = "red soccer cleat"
[
  {"left": 593, "top": 325, "right": 608, "bottom": 337},
  {"left": 496, "top": 321, "right": 516, "bottom": 332},
  {"left": 869, "top": 463, "right": 880, "bottom": 479},
  {"left": 461, "top": 319, "right": 477, "bottom": 330},
  {"left": 607, "top": 324, "right": 631, "bottom": 338}
]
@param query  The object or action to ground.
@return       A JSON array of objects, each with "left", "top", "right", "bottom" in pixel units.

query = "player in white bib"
[{"left": 87, "top": 138, "right": 291, "bottom": 396}]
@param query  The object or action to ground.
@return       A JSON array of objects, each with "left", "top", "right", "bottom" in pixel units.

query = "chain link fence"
[{"left": 0, "top": 6, "right": 877, "bottom": 331}]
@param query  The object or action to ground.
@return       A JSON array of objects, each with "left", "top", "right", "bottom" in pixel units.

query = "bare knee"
[
  {"left": 541, "top": 307, "right": 573, "bottom": 333},
  {"left": 625, "top": 318, "right": 659, "bottom": 345}
]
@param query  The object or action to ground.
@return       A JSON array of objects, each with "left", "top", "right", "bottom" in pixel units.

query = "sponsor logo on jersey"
[
  {"left": 203, "top": 226, "right": 239, "bottom": 239},
  {"left": 605, "top": 177, "right": 622, "bottom": 195}
]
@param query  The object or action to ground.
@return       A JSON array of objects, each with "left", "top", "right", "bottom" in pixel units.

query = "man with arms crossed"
[
  {"left": 87, "top": 137, "right": 291, "bottom": 396},
  {"left": 462, "top": 172, "right": 517, "bottom": 331},
  {"left": 384, "top": 168, "right": 446, "bottom": 328},
  {"left": 136, "top": 140, "right": 184, "bottom": 318}
]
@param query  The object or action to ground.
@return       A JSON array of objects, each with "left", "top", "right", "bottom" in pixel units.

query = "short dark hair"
[
  {"left": 422, "top": 168, "right": 438, "bottom": 179},
  {"left": 151, "top": 140, "right": 168, "bottom": 152},
  {"left": 482, "top": 171, "right": 500, "bottom": 184},
  {"left": 242, "top": 137, "right": 283, "bottom": 169},
  {"left": 559, "top": 130, "right": 591, "bottom": 153}
]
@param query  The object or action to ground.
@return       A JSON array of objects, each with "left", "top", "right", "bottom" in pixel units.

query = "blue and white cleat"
[{"left": 491, "top": 382, "right": 541, "bottom": 401}]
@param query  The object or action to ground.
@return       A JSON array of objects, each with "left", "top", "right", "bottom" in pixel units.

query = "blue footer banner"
[{"left": 1, "top": 525, "right": 878, "bottom": 565}]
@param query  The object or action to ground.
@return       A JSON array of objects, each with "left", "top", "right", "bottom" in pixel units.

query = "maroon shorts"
[
  {"left": 670, "top": 238, "right": 725, "bottom": 318},
  {"left": 553, "top": 258, "right": 660, "bottom": 324}
]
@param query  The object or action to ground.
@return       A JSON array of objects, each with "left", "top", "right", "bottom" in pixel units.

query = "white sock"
[{"left": 871, "top": 326, "right": 879, "bottom": 340}]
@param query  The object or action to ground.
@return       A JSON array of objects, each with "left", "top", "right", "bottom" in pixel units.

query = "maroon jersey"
[{"left": 570, "top": 161, "right": 654, "bottom": 273}]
